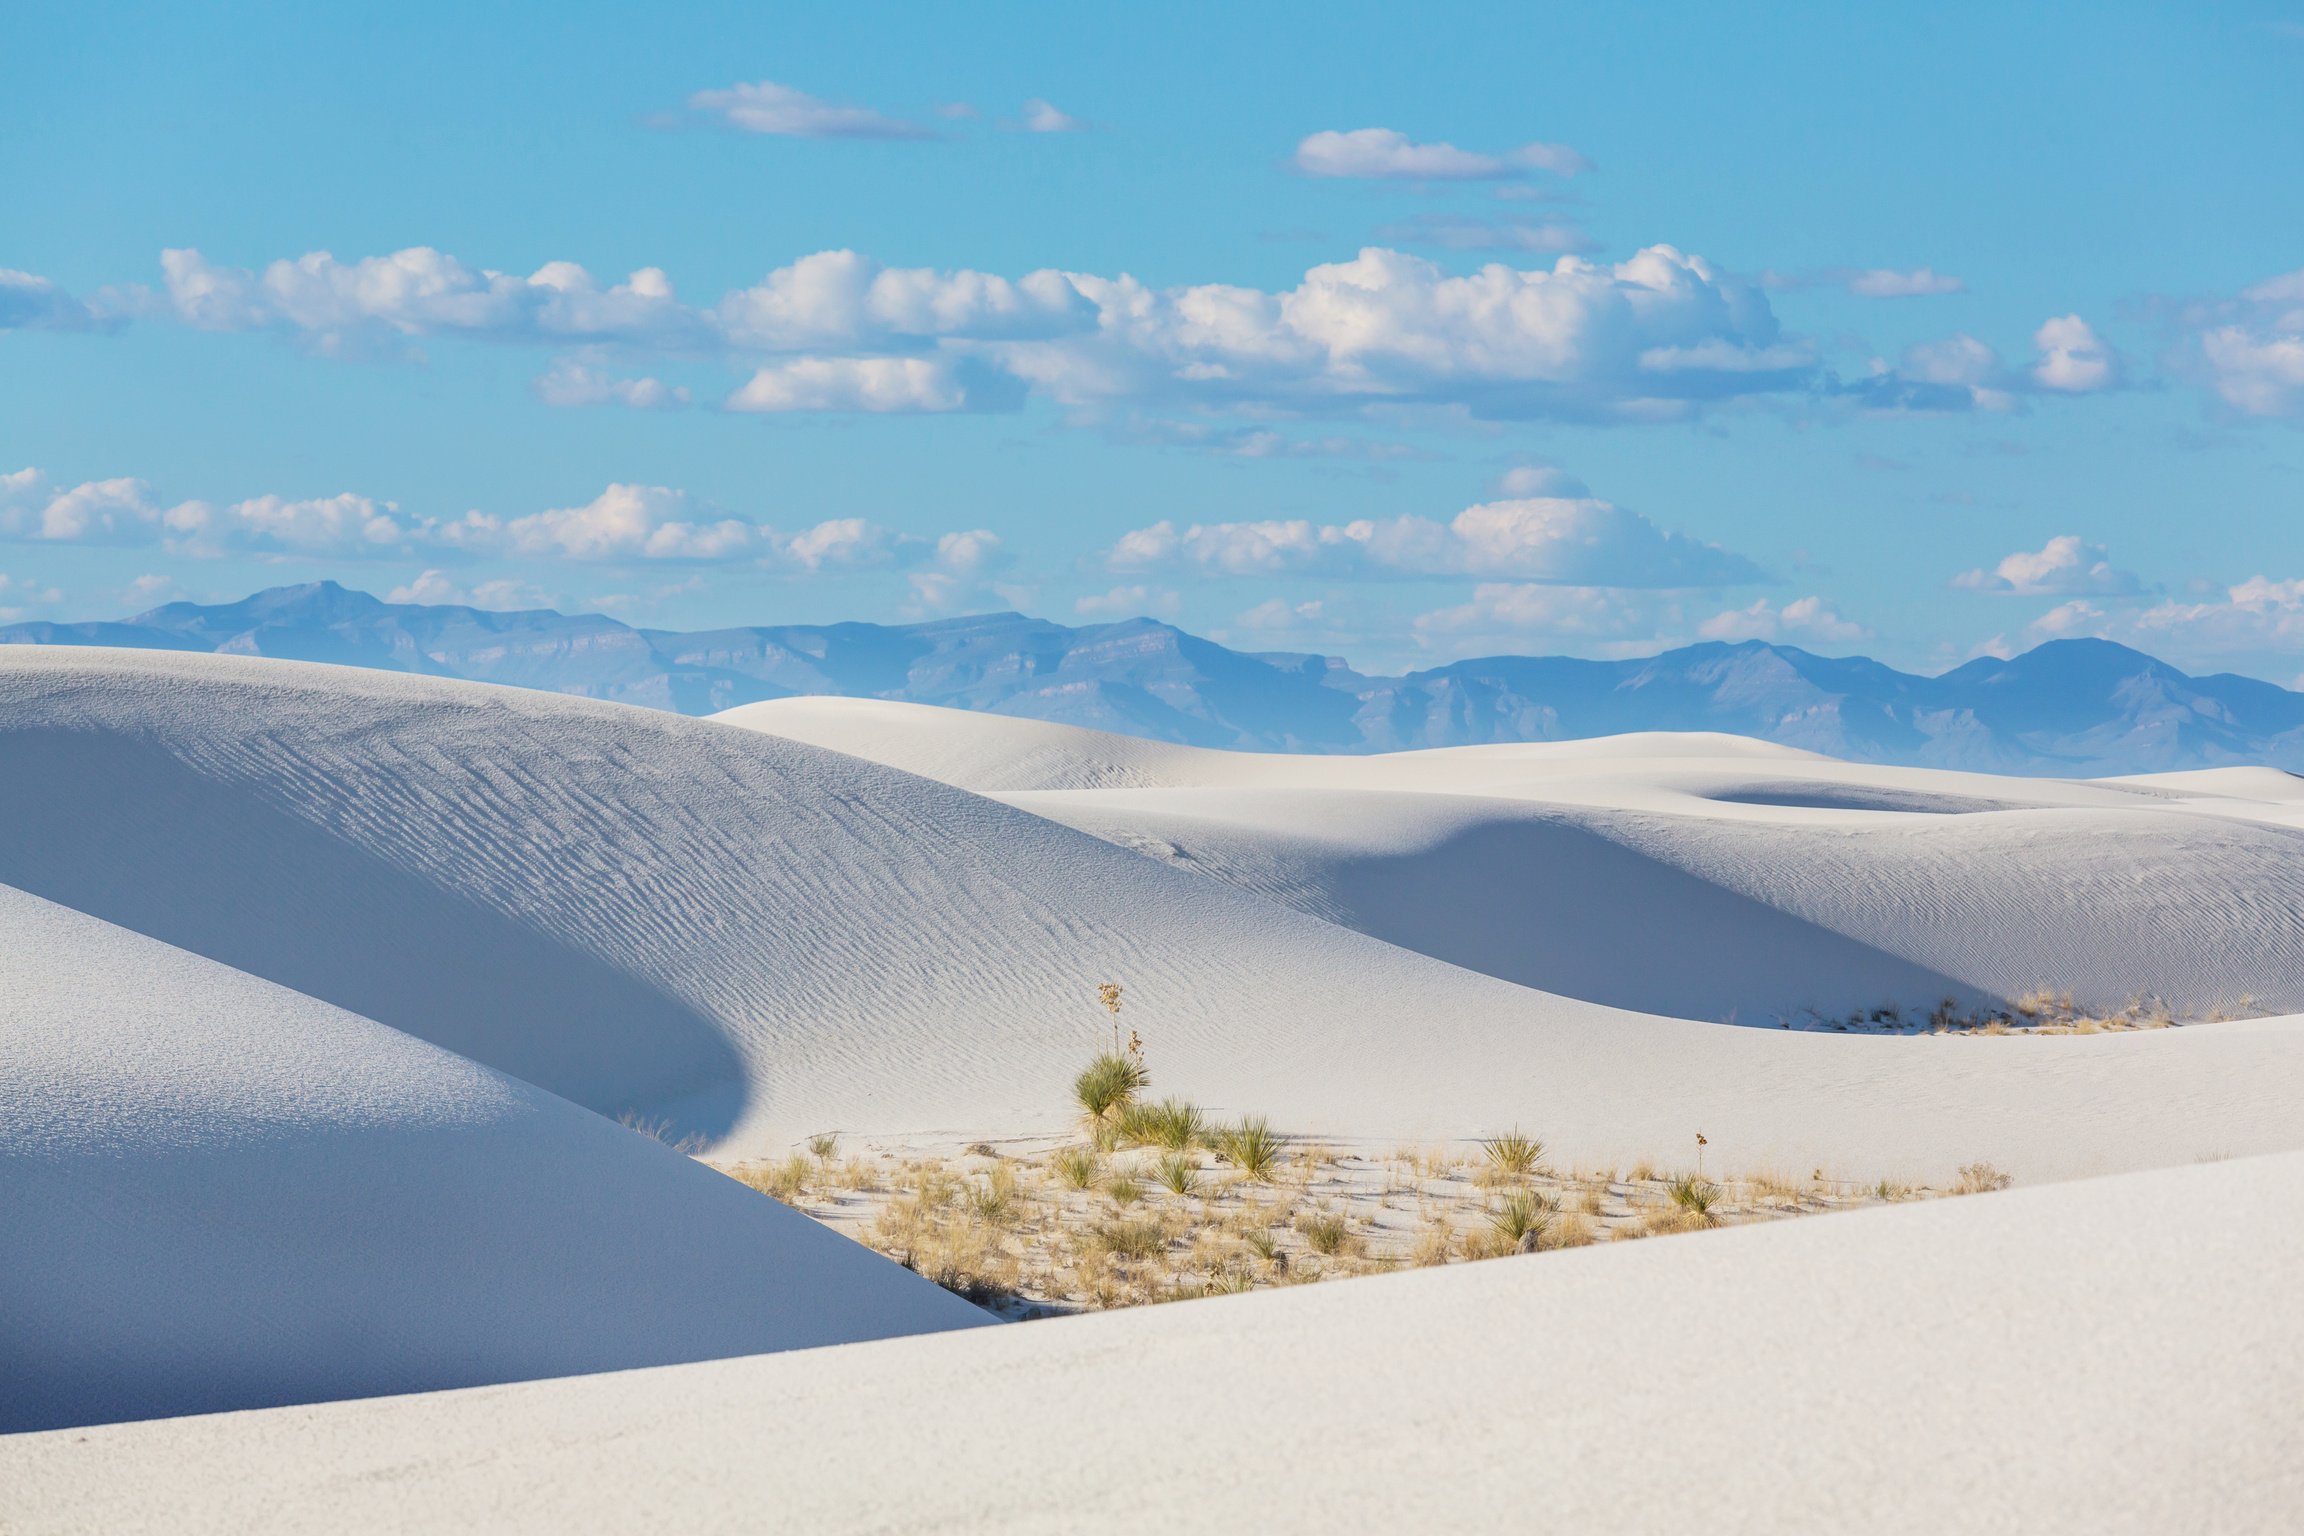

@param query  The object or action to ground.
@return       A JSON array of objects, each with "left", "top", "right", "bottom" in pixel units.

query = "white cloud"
[
  {"left": 1371, "top": 214, "right": 1595, "bottom": 255},
  {"left": 145, "top": 240, "right": 1807, "bottom": 423},
  {"left": 1293, "top": 128, "right": 1591, "bottom": 180},
  {"left": 687, "top": 80, "right": 930, "bottom": 140},
  {"left": 386, "top": 570, "right": 557, "bottom": 610},
  {"left": 1020, "top": 99, "right": 1086, "bottom": 133},
  {"left": 1845, "top": 267, "right": 1966, "bottom": 298},
  {"left": 0, "top": 571, "right": 64, "bottom": 620},
  {"left": 167, "top": 492, "right": 414, "bottom": 556},
  {"left": 534, "top": 356, "right": 689, "bottom": 409},
  {"left": 1075, "top": 584, "right": 1179, "bottom": 619},
  {"left": 712, "top": 249, "right": 1093, "bottom": 350},
  {"left": 0, "top": 269, "right": 98, "bottom": 331},
  {"left": 1697, "top": 595, "right": 1868, "bottom": 644},
  {"left": 1107, "top": 493, "right": 1763, "bottom": 588},
  {"left": 444, "top": 483, "right": 756, "bottom": 561},
  {"left": 1489, "top": 464, "right": 1590, "bottom": 498},
  {"left": 2031, "top": 576, "right": 2304, "bottom": 655},
  {"left": 726, "top": 355, "right": 970, "bottom": 413},
  {"left": 1853, "top": 316, "right": 2119, "bottom": 412},
  {"left": 1952, "top": 535, "right": 2142, "bottom": 596},
  {"left": 1412, "top": 584, "right": 1655, "bottom": 641},
  {"left": 161, "top": 247, "right": 703, "bottom": 352},
  {"left": 1236, "top": 597, "right": 1327, "bottom": 631},
  {"left": 904, "top": 529, "right": 1012, "bottom": 613},
  {"left": 2030, "top": 314, "right": 2120, "bottom": 393},
  {"left": 2188, "top": 269, "right": 2304, "bottom": 417}
]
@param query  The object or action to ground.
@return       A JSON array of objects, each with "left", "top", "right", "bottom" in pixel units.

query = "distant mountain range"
[{"left": 6, "top": 580, "right": 2302, "bottom": 774}]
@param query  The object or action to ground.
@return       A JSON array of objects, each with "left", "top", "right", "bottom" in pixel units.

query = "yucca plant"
[
  {"left": 1487, "top": 1189, "right": 1557, "bottom": 1252},
  {"left": 1214, "top": 1115, "right": 1283, "bottom": 1180},
  {"left": 1481, "top": 1128, "right": 1547, "bottom": 1180},
  {"left": 1075, "top": 1052, "right": 1150, "bottom": 1121},
  {"left": 1154, "top": 1152, "right": 1201, "bottom": 1196},
  {"left": 1666, "top": 1173, "right": 1721, "bottom": 1224}
]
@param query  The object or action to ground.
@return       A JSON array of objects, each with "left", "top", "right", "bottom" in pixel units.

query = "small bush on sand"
[
  {"left": 1297, "top": 1210, "right": 1351, "bottom": 1257},
  {"left": 1411, "top": 1222, "right": 1455, "bottom": 1267},
  {"left": 1214, "top": 1116, "right": 1283, "bottom": 1180},
  {"left": 1075, "top": 1053, "right": 1150, "bottom": 1121},
  {"left": 964, "top": 1163, "right": 1021, "bottom": 1226},
  {"left": 1487, "top": 1190, "right": 1558, "bottom": 1252},
  {"left": 807, "top": 1133, "right": 839, "bottom": 1163},
  {"left": 1666, "top": 1173, "right": 1722, "bottom": 1225},
  {"left": 1154, "top": 1152, "right": 1201, "bottom": 1196},
  {"left": 1952, "top": 1162, "right": 2014, "bottom": 1195},
  {"left": 1053, "top": 1146, "right": 1102, "bottom": 1190},
  {"left": 1105, "top": 1173, "right": 1145, "bottom": 1208},
  {"left": 1481, "top": 1129, "right": 1547, "bottom": 1180},
  {"left": 1119, "top": 1097, "right": 1205, "bottom": 1151},
  {"left": 1093, "top": 1218, "right": 1167, "bottom": 1262},
  {"left": 1242, "top": 1228, "right": 1280, "bottom": 1263}
]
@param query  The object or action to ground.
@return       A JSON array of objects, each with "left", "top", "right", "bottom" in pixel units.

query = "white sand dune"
[
  {"left": 1, "top": 648, "right": 2299, "bottom": 1187},
  {"left": 0, "top": 883, "right": 988, "bottom": 1434},
  {"left": 726, "top": 696, "right": 2304, "bottom": 1019},
  {"left": 9, "top": 1149, "right": 2297, "bottom": 1535}
]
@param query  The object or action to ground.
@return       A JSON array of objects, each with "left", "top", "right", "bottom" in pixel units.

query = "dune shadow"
[
  {"left": 1705, "top": 783, "right": 2016, "bottom": 815},
  {"left": 0, "top": 726, "right": 748, "bottom": 1136},
  {"left": 1317, "top": 814, "right": 1986, "bottom": 1023}
]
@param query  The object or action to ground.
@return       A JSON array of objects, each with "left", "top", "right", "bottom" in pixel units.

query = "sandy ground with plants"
[{"left": 720, "top": 1124, "right": 2016, "bottom": 1316}]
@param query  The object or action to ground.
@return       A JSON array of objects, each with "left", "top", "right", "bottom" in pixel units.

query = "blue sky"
[{"left": 5, "top": 0, "right": 2303, "bottom": 678}]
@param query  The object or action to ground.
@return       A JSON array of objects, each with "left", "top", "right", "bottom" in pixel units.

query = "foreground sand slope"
[
  {"left": 0, "top": 885, "right": 987, "bottom": 1434},
  {"left": 727, "top": 696, "right": 2304, "bottom": 1018},
  {"left": 10, "top": 1149, "right": 2296, "bottom": 1534},
  {"left": 3, "top": 648, "right": 2302, "bottom": 1180}
]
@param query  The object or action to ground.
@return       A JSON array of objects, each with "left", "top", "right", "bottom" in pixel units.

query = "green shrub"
[
  {"left": 1075, "top": 1052, "right": 1150, "bottom": 1120},
  {"left": 1214, "top": 1116, "right": 1283, "bottom": 1180}
]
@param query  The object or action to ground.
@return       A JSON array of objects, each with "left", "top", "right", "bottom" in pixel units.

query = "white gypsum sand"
[
  {"left": 6, "top": 1149, "right": 2298, "bottom": 1535},
  {"left": 0, "top": 884, "right": 987, "bottom": 1434},
  {"left": 0, "top": 648, "right": 2296, "bottom": 1184}
]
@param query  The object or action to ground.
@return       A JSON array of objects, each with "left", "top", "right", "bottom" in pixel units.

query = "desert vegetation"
[
  {"left": 721, "top": 1135, "right": 2022, "bottom": 1317},
  {"left": 716, "top": 985, "right": 2033, "bottom": 1314},
  {"left": 1786, "top": 989, "right": 2269, "bottom": 1035}
]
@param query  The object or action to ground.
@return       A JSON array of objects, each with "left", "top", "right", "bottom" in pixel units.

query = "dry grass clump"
[
  {"left": 1052, "top": 1145, "right": 1102, "bottom": 1190},
  {"left": 1951, "top": 1162, "right": 2014, "bottom": 1195},
  {"left": 1296, "top": 1209, "right": 1353, "bottom": 1257},
  {"left": 617, "top": 1111, "right": 706, "bottom": 1155},
  {"left": 1104, "top": 1171, "right": 1145, "bottom": 1208},
  {"left": 1810, "top": 989, "right": 2205, "bottom": 1036},
  {"left": 728, "top": 1153, "right": 813, "bottom": 1206}
]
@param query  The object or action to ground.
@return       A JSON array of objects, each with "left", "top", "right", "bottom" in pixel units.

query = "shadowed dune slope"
[
  {"left": 4, "top": 648, "right": 2302, "bottom": 1180},
  {"left": 725, "top": 696, "right": 2304, "bottom": 1019},
  {"left": 0, "top": 885, "right": 988, "bottom": 1434},
  {"left": 10, "top": 1150, "right": 2298, "bottom": 1534}
]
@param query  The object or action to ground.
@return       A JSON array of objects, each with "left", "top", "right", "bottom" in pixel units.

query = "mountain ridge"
[{"left": 5, "top": 580, "right": 2301, "bottom": 774}]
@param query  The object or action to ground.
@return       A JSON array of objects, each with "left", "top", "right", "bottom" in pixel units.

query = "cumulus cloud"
[
  {"left": 534, "top": 356, "right": 689, "bottom": 409},
  {"left": 1697, "top": 595, "right": 1868, "bottom": 644},
  {"left": 0, "top": 469, "right": 427, "bottom": 556},
  {"left": 386, "top": 570, "right": 557, "bottom": 610},
  {"left": 1952, "top": 535, "right": 2142, "bottom": 596},
  {"left": 0, "top": 269, "right": 99, "bottom": 332},
  {"left": 143, "top": 240, "right": 1812, "bottom": 423},
  {"left": 1107, "top": 493, "right": 1764, "bottom": 588},
  {"left": 1412, "top": 584, "right": 1655, "bottom": 641},
  {"left": 688, "top": 80, "right": 931, "bottom": 140},
  {"left": 1293, "top": 128, "right": 1591, "bottom": 180},
  {"left": 2185, "top": 269, "right": 2304, "bottom": 418},
  {"left": 1371, "top": 213, "right": 1596, "bottom": 255},
  {"left": 726, "top": 355, "right": 970, "bottom": 412},
  {"left": 161, "top": 247, "right": 705, "bottom": 352},
  {"left": 904, "top": 529, "right": 1013, "bottom": 613},
  {"left": 2023, "top": 577, "right": 2304, "bottom": 657},
  {"left": 2030, "top": 314, "right": 2120, "bottom": 393},
  {"left": 1019, "top": 99, "right": 1087, "bottom": 133},
  {"left": 1847, "top": 315, "right": 2121, "bottom": 412},
  {"left": 441, "top": 483, "right": 756, "bottom": 561}
]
